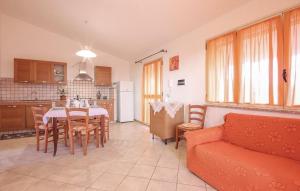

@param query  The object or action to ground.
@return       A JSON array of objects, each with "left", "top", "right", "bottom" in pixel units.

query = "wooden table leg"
[
  {"left": 53, "top": 117, "right": 58, "bottom": 156},
  {"left": 100, "top": 115, "right": 105, "bottom": 147},
  {"left": 175, "top": 126, "right": 179, "bottom": 149}
]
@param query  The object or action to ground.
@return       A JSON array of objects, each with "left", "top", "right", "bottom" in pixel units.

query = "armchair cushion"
[{"left": 185, "top": 126, "right": 223, "bottom": 152}]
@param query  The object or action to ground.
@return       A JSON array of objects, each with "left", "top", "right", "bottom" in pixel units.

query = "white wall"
[
  {"left": 133, "top": 0, "right": 300, "bottom": 125},
  {"left": 0, "top": 13, "right": 131, "bottom": 82}
]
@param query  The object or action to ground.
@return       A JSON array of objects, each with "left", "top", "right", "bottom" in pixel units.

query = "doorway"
[{"left": 142, "top": 58, "right": 163, "bottom": 124}]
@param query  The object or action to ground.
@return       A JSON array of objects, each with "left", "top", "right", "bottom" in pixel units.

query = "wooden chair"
[
  {"left": 31, "top": 107, "right": 67, "bottom": 153},
  {"left": 175, "top": 105, "right": 207, "bottom": 149},
  {"left": 65, "top": 108, "right": 100, "bottom": 155},
  {"left": 89, "top": 116, "right": 110, "bottom": 143}
]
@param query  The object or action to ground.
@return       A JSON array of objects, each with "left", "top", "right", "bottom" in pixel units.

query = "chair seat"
[
  {"left": 178, "top": 123, "right": 202, "bottom": 130},
  {"left": 73, "top": 124, "right": 97, "bottom": 132}
]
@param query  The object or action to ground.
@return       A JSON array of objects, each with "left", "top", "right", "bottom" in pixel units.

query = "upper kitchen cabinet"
[
  {"left": 14, "top": 58, "right": 67, "bottom": 84},
  {"left": 14, "top": 58, "right": 35, "bottom": 83},
  {"left": 95, "top": 66, "right": 112, "bottom": 86},
  {"left": 52, "top": 62, "right": 67, "bottom": 84},
  {"left": 34, "top": 60, "right": 52, "bottom": 83}
]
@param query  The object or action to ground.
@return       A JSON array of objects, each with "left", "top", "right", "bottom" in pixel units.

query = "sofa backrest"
[{"left": 222, "top": 113, "right": 300, "bottom": 161}]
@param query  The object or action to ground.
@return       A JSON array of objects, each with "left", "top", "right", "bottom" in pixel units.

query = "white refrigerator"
[{"left": 116, "top": 81, "right": 134, "bottom": 122}]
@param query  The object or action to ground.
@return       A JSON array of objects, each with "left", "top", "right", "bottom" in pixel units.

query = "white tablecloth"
[
  {"left": 150, "top": 101, "right": 183, "bottom": 118},
  {"left": 43, "top": 107, "right": 109, "bottom": 125}
]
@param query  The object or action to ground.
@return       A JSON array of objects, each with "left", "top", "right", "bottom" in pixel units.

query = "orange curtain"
[
  {"left": 143, "top": 59, "right": 163, "bottom": 124},
  {"left": 206, "top": 33, "right": 236, "bottom": 103},
  {"left": 284, "top": 8, "right": 300, "bottom": 107},
  {"left": 237, "top": 17, "right": 283, "bottom": 105}
]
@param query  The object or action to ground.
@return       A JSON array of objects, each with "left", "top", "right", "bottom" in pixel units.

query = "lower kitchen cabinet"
[
  {"left": 0, "top": 105, "right": 26, "bottom": 132},
  {"left": 26, "top": 104, "right": 51, "bottom": 129},
  {"left": 97, "top": 100, "right": 114, "bottom": 122}
]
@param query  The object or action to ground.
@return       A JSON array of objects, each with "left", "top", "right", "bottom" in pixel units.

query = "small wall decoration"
[{"left": 169, "top": 55, "right": 179, "bottom": 71}]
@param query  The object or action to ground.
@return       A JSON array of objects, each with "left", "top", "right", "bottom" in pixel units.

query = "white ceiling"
[{"left": 0, "top": 0, "right": 249, "bottom": 60}]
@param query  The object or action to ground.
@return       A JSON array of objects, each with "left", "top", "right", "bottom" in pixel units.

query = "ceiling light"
[{"left": 76, "top": 49, "right": 96, "bottom": 58}]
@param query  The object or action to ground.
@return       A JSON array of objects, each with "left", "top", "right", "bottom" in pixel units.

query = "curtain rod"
[{"left": 135, "top": 49, "right": 167, "bottom": 64}]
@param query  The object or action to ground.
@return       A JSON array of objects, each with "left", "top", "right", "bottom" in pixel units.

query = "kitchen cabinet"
[
  {"left": 97, "top": 100, "right": 114, "bottom": 121},
  {"left": 52, "top": 62, "right": 67, "bottom": 84},
  {"left": 0, "top": 105, "right": 26, "bottom": 132},
  {"left": 26, "top": 104, "right": 51, "bottom": 129},
  {"left": 14, "top": 58, "right": 67, "bottom": 84},
  {"left": 14, "top": 59, "right": 35, "bottom": 83},
  {"left": 95, "top": 66, "right": 112, "bottom": 86},
  {"left": 34, "top": 61, "right": 52, "bottom": 83}
]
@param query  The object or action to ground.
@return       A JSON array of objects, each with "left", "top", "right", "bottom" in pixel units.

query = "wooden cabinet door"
[
  {"left": 0, "top": 105, "right": 26, "bottom": 132},
  {"left": 34, "top": 61, "right": 52, "bottom": 83},
  {"left": 14, "top": 59, "right": 35, "bottom": 83},
  {"left": 97, "top": 100, "right": 114, "bottom": 121},
  {"left": 26, "top": 104, "right": 51, "bottom": 129},
  {"left": 95, "top": 66, "right": 112, "bottom": 86}
]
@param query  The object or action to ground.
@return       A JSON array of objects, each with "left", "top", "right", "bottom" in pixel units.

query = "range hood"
[
  {"left": 74, "top": 71, "right": 93, "bottom": 81},
  {"left": 74, "top": 61, "right": 93, "bottom": 81}
]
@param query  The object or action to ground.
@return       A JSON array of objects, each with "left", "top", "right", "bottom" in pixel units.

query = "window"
[
  {"left": 284, "top": 8, "right": 300, "bottom": 107},
  {"left": 237, "top": 17, "right": 283, "bottom": 105},
  {"left": 206, "top": 33, "right": 236, "bottom": 103}
]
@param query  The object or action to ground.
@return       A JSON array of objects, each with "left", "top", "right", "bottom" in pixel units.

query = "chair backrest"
[
  {"left": 65, "top": 108, "right": 89, "bottom": 129},
  {"left": 188, "top": 105, "right": 207, "bottom": 128},
  {"left": 31, "top": 106, "right": 48, "bottom": 128}
]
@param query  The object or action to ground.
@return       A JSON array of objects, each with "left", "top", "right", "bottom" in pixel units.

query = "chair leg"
[
  {"left": 95, "top": 129, "right": 100, "bottom": 148},
  {"left": 83, "top": 132, "right": 88, "bottom": 156},
  {"left": 64, "top": 125, "right": 68, "bottom": 147},
  {"left": 69, "top": 129, "right": 74, "bottom": 154},
  {"left": 44, "top": 130, "right": 49, "bottom": 153},
  {"left": 78, "top": 132, "right": 82, "bottom": 146},
  {"left": 175, "top": 127, "right": 179, "bottom": 149},
  {"left": 36, "top": 128, "right": 40, "bottom": 151}
]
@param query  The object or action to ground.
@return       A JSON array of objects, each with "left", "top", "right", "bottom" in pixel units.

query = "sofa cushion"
[
  {"left": 193, "top": 141, "right": 300, "bottom": 191},
  {"left": 222, "top": 113, "right": 300, "bottom": 161}
]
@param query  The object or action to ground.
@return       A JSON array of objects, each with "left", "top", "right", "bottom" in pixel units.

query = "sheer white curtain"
[
  {"left": 206, "top": 33, "right": 235, "bottom": 103},
  {"left": 238, "top": 18, "right": 281, "bottom": 105},
  {"left": 285, "top": 9, "right": 300, "bottom": 106}
]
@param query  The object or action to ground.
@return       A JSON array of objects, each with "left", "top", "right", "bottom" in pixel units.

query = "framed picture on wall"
[{"left": 169, "top": 55, "right": 179, "bottom": 71}]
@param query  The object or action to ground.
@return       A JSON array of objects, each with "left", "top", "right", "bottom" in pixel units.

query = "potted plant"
[{"left": 57, "top": 87, "right": 67, "bottom": 100}]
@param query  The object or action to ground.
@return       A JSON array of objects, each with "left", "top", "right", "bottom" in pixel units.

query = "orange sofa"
[{"left": 185, "top": 113, "right": 300, "bottom": 191}]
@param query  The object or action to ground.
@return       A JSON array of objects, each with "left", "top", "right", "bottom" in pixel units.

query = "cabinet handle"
[
  {"left": 58, "top": 81, "right": 63, "bottom": 84},
  {"left": 38, "top": 105, "right": 43, "bottom": 107},
  {"left": 8, "top": 105, "right": 17, "bottom": 108},
  {"left": 20, "top": 81, "right": 29, "bottom": 83},
  {"left": 42, "top": 81, "right": 47, "bottom": 83}
]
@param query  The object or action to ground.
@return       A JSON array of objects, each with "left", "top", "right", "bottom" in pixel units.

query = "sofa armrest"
[{"left": 185, "top": 126, "right": 223, "bottom": 152}]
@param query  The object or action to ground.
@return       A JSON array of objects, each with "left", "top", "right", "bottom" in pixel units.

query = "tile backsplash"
[{"left": 0, "top": 78, "right": 114, "bottom": 100}]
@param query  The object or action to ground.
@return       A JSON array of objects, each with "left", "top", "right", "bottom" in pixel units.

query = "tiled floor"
[{"left": 0, "top": 122, "right": 217, "bottom": 191}]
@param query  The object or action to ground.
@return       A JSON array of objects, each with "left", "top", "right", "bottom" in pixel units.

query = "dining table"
[{"left": 42, "top": 107, "right": 109, "bottom": 156}]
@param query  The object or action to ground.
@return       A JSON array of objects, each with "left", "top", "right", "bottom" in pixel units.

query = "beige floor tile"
[
  {"left": 25, "top": 179, "right": 65, "bottom": 191},
  {"left": 116, "top": 176, "right": 149, "bottom": 191},
  {"left": 146, "top": 180, "right": 176, "bottom": 191},
  {"left": 177, "top": 184, "right": 206, "bottom": 191},
  {"left": 106, "top": 161, "right": 135, "bottom": 175},
  {"left": 178, "top": 169, "right": 206, "bottom": 187},
  {"left": 151, "top": 167, "right": 178, "bottom": 183},
  {"left": 128, "top": 165, "right": 155, "bottom": 178},
  {"left": 47, "top": 166, "right": 103, "bottom": 186},
  {"left": 0, "top": 172, "right": 39, "bottom": 191},
  {"left": 137, "top": 156, "right": 159, "bottom": 166},
  {"left": 90, "top": 173, "right": 125, "bottom": 191},
  {"left": 157, "top": 157, "right": 179, "bottom": 169}
]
